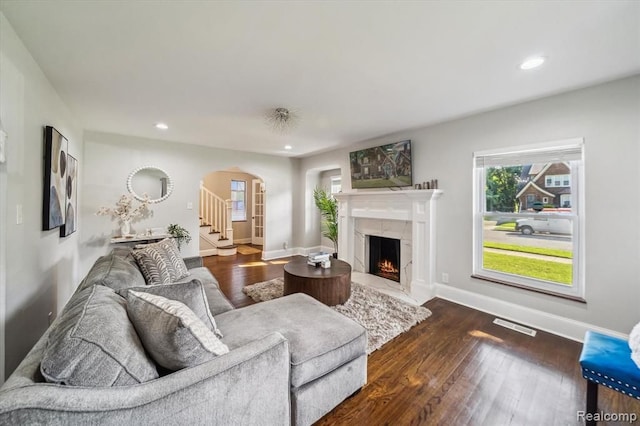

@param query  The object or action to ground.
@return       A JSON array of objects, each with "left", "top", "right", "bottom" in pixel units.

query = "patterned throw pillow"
[
  {"left": 41, "top": 285, "right": 158, "bottom": 386},
  {"left": 126, "top": 290, "right": 229, "bottom": 371},
  {"left": 132, "top": 238, "right": 190, "bottom": 285},
  {"left": 118, "top": 279, "right": 223, "bottom": 338}
]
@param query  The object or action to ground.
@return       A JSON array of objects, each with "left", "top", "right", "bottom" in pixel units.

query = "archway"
[{"left": 199, "top": 167, "right": 265, "bottom": 257}]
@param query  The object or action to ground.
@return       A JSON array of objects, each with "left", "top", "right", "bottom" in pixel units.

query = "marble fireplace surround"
[{"left": 334, "top": 190, "right": 442, "bottom": 305}]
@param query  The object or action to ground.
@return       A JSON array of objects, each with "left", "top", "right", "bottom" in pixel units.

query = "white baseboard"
[
  {"left": 263, "top": 246, "right": 337, "bottom": 261},
  {"left": 263, "top": 248, "right": 296, "bottom": 260},
  {"left": 435, "top": 283, "right": 628, "bottom": 343},
  {"left": 233, "top": 238, "right": 251, "bottom": 244},
  {"left": 199, "top": 248, "right": 217, "bottom": 257}
]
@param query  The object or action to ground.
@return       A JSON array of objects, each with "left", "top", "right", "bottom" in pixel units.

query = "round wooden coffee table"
[{"left": 283, "top": 257, "right": 351, "bottom": 306}]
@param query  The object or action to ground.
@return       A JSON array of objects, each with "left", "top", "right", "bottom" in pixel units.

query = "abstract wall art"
[
  {"left": 60, "top": 154, "right": 77, "bottom": 237},
  {"left": 43, "top": 126, "right": 68, "bottom": 230}
]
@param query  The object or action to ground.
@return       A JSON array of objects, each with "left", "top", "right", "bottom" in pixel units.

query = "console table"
[
  {"left": 283, "top": 257, "right": 351, "bottom": 306},
  {"left": 110, "top": 233, "right": 172, "bottom": 244}
]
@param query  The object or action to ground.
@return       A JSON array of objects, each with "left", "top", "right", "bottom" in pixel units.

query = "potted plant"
[
  {"left": 167, "top": 224, "right": 192, "bottom": 250},
  {"left": 313, "top": 187, "right": 338, "bottom": 257}
]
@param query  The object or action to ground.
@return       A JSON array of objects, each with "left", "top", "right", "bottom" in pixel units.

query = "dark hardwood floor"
[{"left": 205, "top": 250, "right": 640, "bottom": 425}]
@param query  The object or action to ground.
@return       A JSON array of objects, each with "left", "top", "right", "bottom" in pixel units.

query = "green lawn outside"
[
  {"left": 483, "top": 241, "right": 572, "bottom": 259},
  {"left": 494, "top": 223, "right": 516, "bottom": 231},
  {"left": 483, "top": 251, "right": 572, "bottom": 285}
]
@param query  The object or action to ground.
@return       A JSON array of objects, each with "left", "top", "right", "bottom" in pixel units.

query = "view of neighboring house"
[
  {"left": 349, "top": 141, "right": 411, "bottom": 182},
  {"left": 516, "top": 162, "right": 572, "bottom": 210}
]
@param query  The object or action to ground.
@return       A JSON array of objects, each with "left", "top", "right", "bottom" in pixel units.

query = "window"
[
  {"left": 473, "top": 139, "right": 584, "bottom": 300},
  {"left": 545, "top": 174, "right": 571, "bottom": 188},
  {"left": 231, "top": 180, "right": 246, "bottom": 221},
  {"left": 330, "top": 176, "right": 342, "bottom": 194}
]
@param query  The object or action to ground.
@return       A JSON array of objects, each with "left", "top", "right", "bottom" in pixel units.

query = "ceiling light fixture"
[
  {"left": 155, "top": 122, "right": 169, "bottom": 130},
  {"left": 284, "top": 145, "right": 292, "bottom": 150},
  {"left": 266, "top": 107, "right": 298, "bottom": 132},
  {"left": 520, "top": 56, "right": 545, "bottom": 70}
]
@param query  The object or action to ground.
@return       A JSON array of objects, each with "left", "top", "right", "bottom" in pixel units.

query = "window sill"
[{"left": 471, "top": 274, "right": 586, "bottom": 303}]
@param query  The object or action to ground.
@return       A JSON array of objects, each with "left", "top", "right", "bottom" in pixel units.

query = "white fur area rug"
[{"left": 243, "top": 278, "right": 432, "bottom": 354}]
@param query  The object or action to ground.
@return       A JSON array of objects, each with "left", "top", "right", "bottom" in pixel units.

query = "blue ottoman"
[{"left": 579, "top": 330, "right": 640, "bottom": 425}]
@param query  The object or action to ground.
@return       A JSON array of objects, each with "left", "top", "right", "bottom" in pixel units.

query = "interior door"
[{"left": 251, "top": 179, "right": 264, "bottom": 245}]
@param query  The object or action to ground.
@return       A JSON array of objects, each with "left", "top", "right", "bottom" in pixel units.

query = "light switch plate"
[{"left": 0, "top": 128, "right": 6, "bottom": 163}]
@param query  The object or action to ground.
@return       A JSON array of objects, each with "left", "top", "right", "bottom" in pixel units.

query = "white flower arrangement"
[{"left": 96, "top": 194, "right": 151, "bottom": 223}]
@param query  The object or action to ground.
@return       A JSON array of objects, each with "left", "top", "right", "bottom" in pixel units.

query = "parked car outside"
[{"left": 515, "top": 216, "right": 572, "bottom": 235}]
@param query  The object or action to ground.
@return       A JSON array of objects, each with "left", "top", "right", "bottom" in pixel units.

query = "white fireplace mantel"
[{"left": 334, "top": 189, "right": 442, "bottom": 304}]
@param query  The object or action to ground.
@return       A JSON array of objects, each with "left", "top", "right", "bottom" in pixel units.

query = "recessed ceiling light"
[
  {"left": 155, "top": 122, "right": 169, "bottom": 130},
  {"left": 520, "top": 56, "right": 545, "bottom": 70},
  {"left": 284, "top": 145, "right": 292, "bottom": 150}
]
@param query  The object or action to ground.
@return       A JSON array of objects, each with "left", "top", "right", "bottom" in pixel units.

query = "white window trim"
[{"left": 472, "top": 138, "right": 585, "bottom": 300}]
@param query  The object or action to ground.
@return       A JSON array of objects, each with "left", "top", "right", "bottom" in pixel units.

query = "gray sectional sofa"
[{"left": 0, "top": 247, "right": 367, "bottom": 425}]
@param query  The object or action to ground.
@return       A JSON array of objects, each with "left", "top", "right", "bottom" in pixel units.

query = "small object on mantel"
[{"left": 418, "top": 179, "right": 439, "bottom": 190}]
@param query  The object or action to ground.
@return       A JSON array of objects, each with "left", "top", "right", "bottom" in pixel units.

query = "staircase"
[{"left": 199, "top": 184, "right": 237, "bottom": 256}]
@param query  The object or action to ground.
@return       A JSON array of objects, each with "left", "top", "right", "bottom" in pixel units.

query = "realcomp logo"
[{"left": 577, "top": 411, "right": 638, "bottom": 423}]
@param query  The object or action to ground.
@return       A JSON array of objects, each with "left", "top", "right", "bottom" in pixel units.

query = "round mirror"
[{"left": 127, "top": 166, "right": 173, "bottom": 204}]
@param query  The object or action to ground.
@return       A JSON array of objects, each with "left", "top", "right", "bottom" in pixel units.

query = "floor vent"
[{"left": 493, "top": 318, "right": 537, "bottom": 337}]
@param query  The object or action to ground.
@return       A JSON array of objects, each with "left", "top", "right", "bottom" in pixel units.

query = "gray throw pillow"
[
  {"left": 41, "top": 285, "right": 158, "bottom": 386},
  {"left": 118, "top": 279, "right": 223, "bottom": 337},
  {"left": 126, "top": 290, "right": 229, "bottom": 371},
  {"left": 132, "top": 238, "right": 190, "bottom": 285},
  {"left": 79, "top": 252, "right": 147, "bottom": 292}
]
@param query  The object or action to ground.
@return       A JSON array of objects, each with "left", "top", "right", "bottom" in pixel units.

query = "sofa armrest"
[
  {"left": 0, "top": 333, "right": 290, "bottom": 425},
  {"left": 183, "top": 256, "right": 203, "bottom": 269}
]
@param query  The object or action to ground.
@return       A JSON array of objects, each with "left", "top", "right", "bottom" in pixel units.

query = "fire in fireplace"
[{"left": 369, "top": 235, "right": 400, "bottom": 282}]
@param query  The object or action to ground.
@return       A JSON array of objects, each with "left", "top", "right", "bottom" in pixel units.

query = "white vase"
[{"left": 120, "top": 220, "right": 131, "bottom": 236}]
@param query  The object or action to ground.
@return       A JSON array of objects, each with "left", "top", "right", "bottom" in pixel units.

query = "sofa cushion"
[
  {"left": 118, "top": 279, "right": 223, "bottom": 337},
  {"left": 173, "top": 267, "right": 234, "bottom": 316},
  {"left": 40, "top": 285, "right": 158, "bottom": 386},
  {"left": 126, "top": 291, "right": 229, "bottom": 371},
  {"left": 132, "top": 238, "right": 190, "bottom": 285},
  {"left": 78, "top": 251, "right": 146, "bottom": 292},
  {"left": 215, "top": 293, "right": 366, "bottom": 388}
]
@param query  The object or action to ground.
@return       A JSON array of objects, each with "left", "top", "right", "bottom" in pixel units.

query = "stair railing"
[{"left": 199, "top": 184, "right": 233, "bottom": 243}]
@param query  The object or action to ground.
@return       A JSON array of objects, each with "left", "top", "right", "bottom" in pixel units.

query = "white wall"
[
  {"left": 0, "top": 13, "right": 84, "bottom": 379},
  {"left": 298, "top": 75, "right": 640, "bottom": 336},
  {"left": 80, "top": 131, "right": 298, "bottom": 275}
]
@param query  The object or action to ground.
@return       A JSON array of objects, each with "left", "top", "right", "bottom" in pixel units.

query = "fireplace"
[
  {"left": 369, "top": 236, "right": 401, "bottom": 283},
  {"left": 335, "top": 189, "right": 441, "bottom": 305}
]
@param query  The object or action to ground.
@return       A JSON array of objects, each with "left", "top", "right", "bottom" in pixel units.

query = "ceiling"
[{"left": 1, "top": 1, "right": 639, "bottom": 158}]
